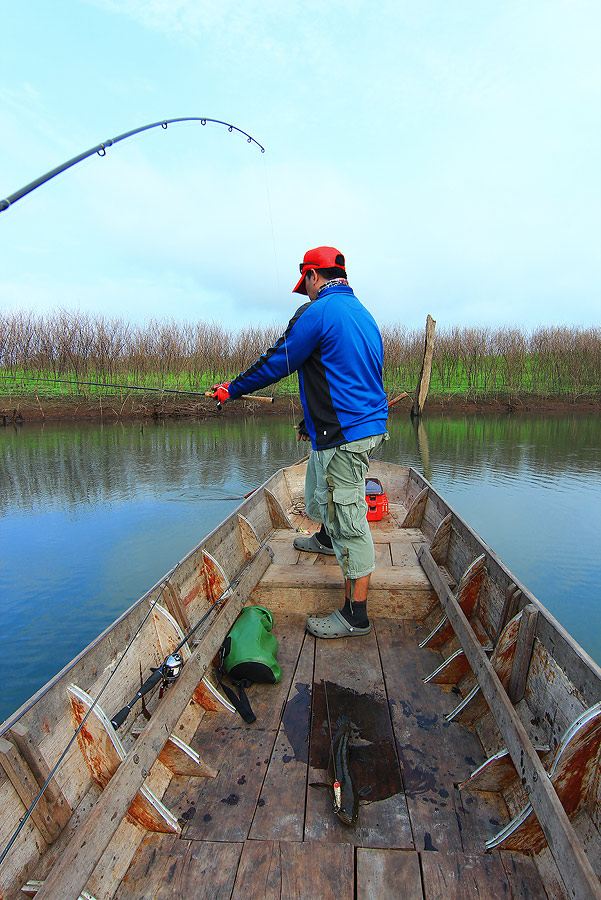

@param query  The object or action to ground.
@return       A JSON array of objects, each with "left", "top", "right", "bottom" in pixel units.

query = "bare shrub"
[{"left": 1, "top": 311, "right": 599, "bottom": 402}]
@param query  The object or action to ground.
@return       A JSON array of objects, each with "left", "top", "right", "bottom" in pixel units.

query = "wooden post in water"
[{"left": 411, "top": 314, "right": 436, "bottom": 419}]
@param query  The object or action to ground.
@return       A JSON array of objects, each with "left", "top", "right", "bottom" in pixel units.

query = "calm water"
[{"left": 1, "top": 413, "right": 600, "bottom": 723}]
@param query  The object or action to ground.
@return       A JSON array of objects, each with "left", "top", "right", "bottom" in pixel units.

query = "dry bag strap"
[{"left": 217, "top": 649, "right": 256, "bottom": 724}]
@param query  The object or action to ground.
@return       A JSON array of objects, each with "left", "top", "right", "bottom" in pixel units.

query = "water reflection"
[{"left": 1, "top": 413, "right": 600, "bottom": 723}]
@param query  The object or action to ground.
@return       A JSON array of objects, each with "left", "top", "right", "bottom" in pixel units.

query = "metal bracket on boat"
[
  {"left": 419, "top": 555, "right": 487, "bottom": 651},
  {"left": 423, "top": 642, "right": 493, "bottom": 685},
  {"left": 445, "top": 611, "right": 524, "bottom": 724},
  {"left": 67, "top": 684, "right": 182, "bottom": 834},
  {"left": 21, "top": 883, "right": 98, "bottom": 900},
  {"left": 417, "top": 545, "right": 601, "bottom": 899},
  {"left": 484, "top": 702, "right": 601, "bottom": 853}
]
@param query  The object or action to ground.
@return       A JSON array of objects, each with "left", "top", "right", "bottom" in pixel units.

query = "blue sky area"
[{"left": 2, "top": 1, "right": 600, "bottom": 332}]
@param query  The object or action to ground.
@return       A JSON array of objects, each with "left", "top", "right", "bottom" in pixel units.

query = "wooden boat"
[{"left": 1, "top": 459, "right": 601, "bottom": 900}]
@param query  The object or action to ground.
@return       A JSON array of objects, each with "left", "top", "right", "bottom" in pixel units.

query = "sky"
[{"left": 1, "top": 0, "right": 600, "bottom": 333}]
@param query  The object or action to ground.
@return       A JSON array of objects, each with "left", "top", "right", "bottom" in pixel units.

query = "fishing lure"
[{"left": 330, "top": 717, "right": 360, "bottom": 826}]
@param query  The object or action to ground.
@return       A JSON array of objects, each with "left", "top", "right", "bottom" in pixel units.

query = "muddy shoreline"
[{"left": 2, "top": 393, "right": 600, "bottom": 425}]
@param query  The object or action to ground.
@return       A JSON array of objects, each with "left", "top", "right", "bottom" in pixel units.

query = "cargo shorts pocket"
[
  {"left": 314, "top": 486, "right": 330, "bottom": 531},
  {"left": 329, "top": 487, "right": 367, "bottom": 539}
]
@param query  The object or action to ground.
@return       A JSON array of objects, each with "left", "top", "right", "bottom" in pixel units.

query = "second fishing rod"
[{"left": 3, "top": 373, "right": 274, "bottom": 407}]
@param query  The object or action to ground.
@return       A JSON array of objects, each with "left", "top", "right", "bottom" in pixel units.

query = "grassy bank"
[{"left": 1, "top": 311, "right": 600, "bottom": 421}]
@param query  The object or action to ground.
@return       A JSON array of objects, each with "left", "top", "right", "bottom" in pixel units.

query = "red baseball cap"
[{"left": 292, "top": 246, "right": 347, "bottom": 294}]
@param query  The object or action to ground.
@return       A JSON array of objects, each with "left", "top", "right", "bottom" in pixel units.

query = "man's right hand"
[{"left": 212, "top": 382, "right": 231, "bottom": 404}]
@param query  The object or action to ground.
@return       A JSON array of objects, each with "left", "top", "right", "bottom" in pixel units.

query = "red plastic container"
[{"left": 365, "top": 477, "right": 389, "bottom": 521}]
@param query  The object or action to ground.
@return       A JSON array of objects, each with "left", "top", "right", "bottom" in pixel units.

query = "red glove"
[{"left": 212, "top": 382, "right": 231, "bottom": 404}]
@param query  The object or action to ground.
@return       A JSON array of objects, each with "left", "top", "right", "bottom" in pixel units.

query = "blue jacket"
[{"left": 228, "top": 283, "right": 388, "bottom": 449}]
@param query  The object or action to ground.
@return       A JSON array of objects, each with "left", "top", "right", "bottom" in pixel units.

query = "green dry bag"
[{"left": 218, "top": 606, "right": 281, "bottom": 723}]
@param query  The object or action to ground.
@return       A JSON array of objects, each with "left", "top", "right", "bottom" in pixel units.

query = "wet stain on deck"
[
  {"left": 282, "top": 681, "right": 311, "bottom": 764},
  {"left": 309, "top": 680, "right": 403, "bottom": 801}
]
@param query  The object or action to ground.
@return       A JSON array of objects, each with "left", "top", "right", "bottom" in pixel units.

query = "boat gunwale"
[{"left": 407, "top": 466, "right": 601, "bottom": 701}]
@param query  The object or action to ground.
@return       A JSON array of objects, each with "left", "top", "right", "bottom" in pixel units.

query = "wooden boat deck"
[
  {"left": 114, "top": 525, "right": 549, "bottom": 900},
  {"left": 4, "top": 462, "right": 600, "bottom": 900}
]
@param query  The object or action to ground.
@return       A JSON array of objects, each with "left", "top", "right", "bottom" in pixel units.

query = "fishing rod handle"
[
  {"left": 204, "top": 391, "right": 274, "bottom": 403},
  {"left": 110, "top": 667, "right": 163, "bottom": 729}
]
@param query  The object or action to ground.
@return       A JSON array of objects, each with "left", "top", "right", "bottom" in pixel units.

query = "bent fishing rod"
[
  {"left": 0, "top": 117, "right": 265, "bottom": 213},
  {"left": 4, "top": 373, "right": 274, "bottom": 405}
]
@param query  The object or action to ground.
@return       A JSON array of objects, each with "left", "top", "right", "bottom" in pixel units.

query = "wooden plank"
[
  {"left": 281, "top": 841, "right": 354, "bottom": 900},
  {"left": 265, "top": 488, "right": 295, "bottom": 529},
  {"left": 418, "top": 546, "right": 601, "bottom": 900},
  {"left": 231, "top": 840, "right": 354, "bottom": 900},
  {"left": 376, "top": 619, "right": 502, "bottom": 854},
  {"left": 257, "top": 563, "right": 433, "bottom": 592},
  {"left": 507, "top": 604, "right": 538, "bottom": 704},
  {"left": 9, "top": 723, "right": 72, "bottom": 828},
  {"left": 446, "top": 613, "right": 523, "bottom": 726},
  {"left": 116, "top": 834, "right": 243, "bottom": 900},
  {"left": 266, "top": 536, "right": 300, "bottom": 565},
  {"left": 173, "top": 614, "right": 307, "bottom": 842},
  {"left": 430, "top": 512, "right": 452, "bottom": 566},
  {"left": 458, "top": 746, "right": 550, "bottom": 793},
  {"left": 423, "top": 648, "right": 474, "bottom": 685},
  {"left": 34, "top": 545, "right": 272, "bottom": 900},
  {"left": 0, "top": 736, "right": 57, "bottom": 844},
  {"left": 374, "top": 542, "right": 392, "bottom": 567},
  {"left": 155, "top": 839, "right": 242, "bottom": 900},
  {"left": 249, "top": 629, "right": 314, "bottom": 841},
  {"left": 500, "top": 850, "right": 553, "bottom": 899},
  {"left": 202, "top": 550, "right": 229, "bottom": 603},
  {"left": 496, "top": 583, "right": 520, "bottom": 643},
  {"left": 163, "top": 580, "right": 192, "bottom": 634},
  {"left": 487, "top": 703, "right": 601, "bottom": 854},
  {"left": 389, "top": 542, "right": 421, "bottom": 568},
  {"left": 110, "top": 833, "right": 178, "bottom": 900},
  {"left": 356, "top": 848, "right": 422, "bottom": 900},
  {"left": 237, "top": 513, "right": 261, "bottom": 559},
  {"left": 401, "top": 487, "right": 428, "bottom": 529},
  {"left": 258, "top": 591, "right": 438, "bottom": 622},
  {"left": 421, "top": 850, "right": 516, "bottom": 898},
  {"left": 532, "top": 845, "right": 571, "bottom": 900},
  {"left": 262, "top": 469, "right": 294, "bottom": 516},
  {"left": 305, "top": 626, "right": 413, "bottom": 848},
  {"left": 67, "top": 684, "right": 180, "bottom": 835}
]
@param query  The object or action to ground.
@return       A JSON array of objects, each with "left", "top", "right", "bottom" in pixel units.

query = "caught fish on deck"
[{"left": 311, "top": 716, "right": 370, "bottom": 827}]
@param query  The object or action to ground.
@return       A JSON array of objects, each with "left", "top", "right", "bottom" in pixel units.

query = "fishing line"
[
  {"left": 260, "top": 149, "right": 302, "bottom": 454},
  {"left": 262, "top": 150, "right": 281, "bottom": 300}
]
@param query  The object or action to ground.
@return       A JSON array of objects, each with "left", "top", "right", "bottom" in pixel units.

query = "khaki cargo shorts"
[{"left": 304, "top": 434, "right": 388, "bottom": 580}]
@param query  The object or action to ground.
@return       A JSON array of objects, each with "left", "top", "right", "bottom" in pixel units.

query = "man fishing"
[{"left": 213, "top": 246, "right": 388, "bottom": 638}]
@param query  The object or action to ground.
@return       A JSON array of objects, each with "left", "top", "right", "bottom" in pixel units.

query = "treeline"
[{"left": 1, "top": 310, "right": 599, "bottom": 400}]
